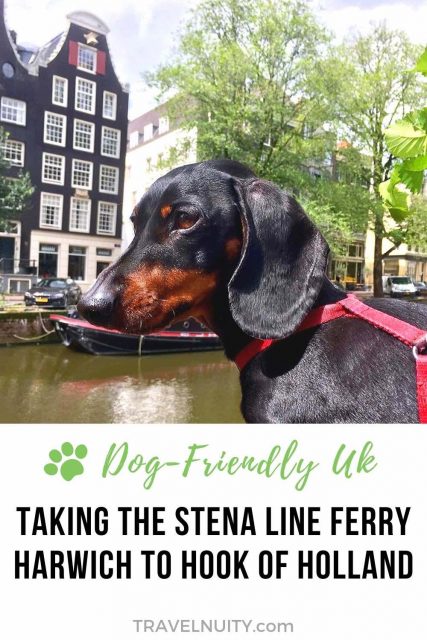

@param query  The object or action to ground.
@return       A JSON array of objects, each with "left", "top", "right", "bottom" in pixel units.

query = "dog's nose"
[{"left": 77, "top": 286, "right": 118, "bottom": 327}]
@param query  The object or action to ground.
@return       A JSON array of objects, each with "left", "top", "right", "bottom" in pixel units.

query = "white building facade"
[{"left": 123, "top": 106, "right": 197, "bottom": 248}]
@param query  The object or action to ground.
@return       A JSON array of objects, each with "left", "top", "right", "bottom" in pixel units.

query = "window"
[
  {"left": 348, "top": 244, "right": 364, "bottom": 258},
  {"left": 97, "top": 202, "right": 117, "bottom": 235},
  {"left": 159, "top": 116, "right": 169, "bottom": 134},
  {"left": 2, "top": 62, "right": 15, "bottom": 79},
  {"left": 73, "top": 119, "right": 95, "bottom": 152},
  {"left": 96, "top": 248, "right": 112, "bottom": 257},
  {"left": 96, "top": 261, "right": 110, "bottom": 276},
  {"left": 77, "top": 43, "right": 97, "bottom": 73},
  {"left": 52, "top": 76, "right": 68, "bottom": 107},
  {"left": 129, "top": 131, "right": 139, "bottom": 148},
  {"left": 96, "top": 249, "right": 113, "bottom": 275},
  {"left": 9, "top": 278, "right": 31, "bottom": 294},
  {"left": 70, "top": 197, "right": 91, "bottom": 232},
  {"left": 40, "top": 193, "right": 63, "bottom": 229},
  {"left": 42, "top": 153, "right": 65, "bottom": 185},
  {"left": 75, "top": 77, "right": 96, "bottom": 114},
  {"left": 71, "top": 159, "right": 93, "bottom": 189},
  {"left": 144, "top": 123, "right": 153, "bottom": 141},
  {"left": 0, "top": 139, "right": 24, "bottom": 166},
  {"left": 103, "top": 91, "right": 117, "bottom": 120},
  {"left": 2, "top": 220, "right": 19, "bottom": 234},
  {"left": 1, "top": 97, "right": 26, "bottom": 125},
  {"left": 99, "top": 165, "right": 119, "bottom": 193},
  {"left": 101, "top": 126, "right": 121, "bottom": 158},
  {"left": 68, "top": 246, "right": 86, "bottom": 281},
  {"left": 38, "top": 244, "right": 58, "bottom": 278},
  {"left": 44, "top": 112, "right": 66, "bottom": 146}
]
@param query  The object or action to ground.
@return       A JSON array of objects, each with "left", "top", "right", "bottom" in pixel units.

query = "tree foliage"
[
  {"left": 381, "top": 47, "right": 427, "bottom": 221},
  {"left": 146, "top": 2, "right": 426, "bottom": 283},
  {"left": 149, "top": 0, "right": 331, "bottom": 175},
  {"left": 318, "top": 26, "right": 426, "bottom": 294},
  {"left": 0, "top": 127, "right": 34, "bottom": 230}
]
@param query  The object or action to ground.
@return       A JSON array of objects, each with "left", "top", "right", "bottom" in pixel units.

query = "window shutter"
[
  {"left": 97, "top": 51, "right": 106, "bottom": 75},
  {"left": 69, "top": 40, "right": 78, "bottom": 66}
]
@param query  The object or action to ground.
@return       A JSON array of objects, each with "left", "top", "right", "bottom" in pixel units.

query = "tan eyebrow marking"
[{"left": 160, "top": 204, "right": 172, "bottom": 218}]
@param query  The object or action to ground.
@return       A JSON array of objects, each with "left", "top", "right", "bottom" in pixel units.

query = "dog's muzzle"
[{"left": 78, "top": 275, "right": 121, "bottom": 328}]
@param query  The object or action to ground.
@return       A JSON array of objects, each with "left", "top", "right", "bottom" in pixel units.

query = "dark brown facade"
[{"left": 0, "top": 3, "right": 128, "bottom": 291}]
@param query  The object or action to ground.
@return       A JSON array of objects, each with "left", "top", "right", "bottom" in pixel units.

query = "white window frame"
[
  {"left": 0, "top": 139, "right": 25, "bottom": 166},
  {"left": 43, "top": 111, "right": 67, "bottom": 147},
  {"left": 101, "top": 126, "right": 121, "bottom": 158},
  {"left": 8, "top": 278, "right": 32, "bottom": 294},
  {"left": 0, "top": 97, "right": 26, "bottom": 126},
  {"left": 102, "top": 91, "right": 117, "bottom": 120},
  {"left": 73, "top": 119, "right": 95, "bottom": 153},
  {"left": 41, "top": 152, "right": 65, "bottom": 185},
  {"left": 129, "top": 131, "right": 139, "bottom": 148},
  {"left": 71, "top": 159, "right": 93, "bottom": 190},
  {"left": 97, "top": 201, "right": 117, "bottom": 236},
  {"left": 99, "top": 164, "right": 119, "bottom": 194},
  {"left": 158, "top": 116, "right": 169, "bottom": 135},
  {"left": 68, "top": 246, "right": 87, "bottom": 282},
  {"left": 39, "top": 192, "right": 63, "bottom": 229},
  {"left": 70, "top": 197, "right": 91, "bottom": 233},
  {"left": 144, "top": 123, "right": 153, "bottom": 141},
  {"left": 75, "top": 76, "right": 97, "bottom": 115},
  {"left": 52, "top": 76, "right": 68, "bottom": 107},
  {"left": 77, "top": 43, "right": 97, "bottom": 74}
]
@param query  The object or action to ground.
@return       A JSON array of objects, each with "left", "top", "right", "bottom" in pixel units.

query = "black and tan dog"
[{"left": 78, "top": 159, "right": 427, "bottom": 423}]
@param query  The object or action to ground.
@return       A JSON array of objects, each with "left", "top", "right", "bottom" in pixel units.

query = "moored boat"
[{"left": 50, "top": 314, "right": 222, "bottom": 356}]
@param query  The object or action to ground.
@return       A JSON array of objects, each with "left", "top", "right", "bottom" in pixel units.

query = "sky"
[{"left": 4, "top": 0, "right": 427, "bottom": 119}]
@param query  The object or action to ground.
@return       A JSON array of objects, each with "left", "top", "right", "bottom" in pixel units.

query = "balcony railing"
[{"left": 0, "top": 258, "right": 37, "bottom": 275}]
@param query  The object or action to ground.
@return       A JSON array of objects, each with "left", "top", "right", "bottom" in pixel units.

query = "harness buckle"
[{"left": 413, "top": 334, "right": 427, "bottom": 360}]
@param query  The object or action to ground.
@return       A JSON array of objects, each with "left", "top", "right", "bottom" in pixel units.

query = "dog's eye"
[
  {"left": 130, "top": 211, "right": 137, "bottom": 231},
  {"left": 175, "top": 211, "right": 200, "bottom": 231}
]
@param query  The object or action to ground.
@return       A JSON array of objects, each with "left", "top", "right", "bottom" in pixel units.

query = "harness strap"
[
  {"left": 416, "top": 359, "right": 427, "bottom": 423},
  {"left": 339, "top": 295, "right": 426, "bottom": 347},
  {"left": 234, "top": 300, "right": 349, "bottom": 371},
  {"left": 234, "top": 294, "right": 427, "bottom": 423}
]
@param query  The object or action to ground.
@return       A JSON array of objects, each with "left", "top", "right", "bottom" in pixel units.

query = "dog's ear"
[{"left": 228, "top": 178, "right": 329, "bottom": 339}]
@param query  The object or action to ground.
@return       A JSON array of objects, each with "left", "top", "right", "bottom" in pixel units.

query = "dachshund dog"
[{"left": 78, "top": 159, "right": 427, "bottom": 423}]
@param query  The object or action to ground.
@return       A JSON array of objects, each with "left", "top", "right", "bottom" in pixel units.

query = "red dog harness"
[{"left": 235, "top": 294, "right": 427, "bottom": 423}]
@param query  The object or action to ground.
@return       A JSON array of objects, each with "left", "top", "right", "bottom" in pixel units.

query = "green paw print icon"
[{"left": 44, "top": 442, "right": 88, "bottom": 481}]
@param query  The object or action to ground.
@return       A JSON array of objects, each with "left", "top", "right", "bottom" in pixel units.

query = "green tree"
[
  {"left": 321, "top": 26, "right": 426, "bottom": 295},
  {"left": 405, "top": 197, "right": 427, "bottom": 251},
  {"left": 0, "top": 127, "right": 34, "bottom": 231},
  {"left": 148, "top": 0, "right": 333, "bottom": 177},
  {"left": 146, "top": 0, "right": 382, "bottom": 255},
  {"left": 380, "top": 46, "right": 427, "bottom": 254},
  {"left": 147, "top": 4, "right": 426, "bottom": 275}
]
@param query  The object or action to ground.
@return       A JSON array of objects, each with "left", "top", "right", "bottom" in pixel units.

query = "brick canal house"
[{"left": 0, "top": 2, "right": 128, "bottom": 293}]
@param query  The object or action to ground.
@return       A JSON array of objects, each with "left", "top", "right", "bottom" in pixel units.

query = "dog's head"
[{"left": 78, "top": 159, "right": 329, "bottom": 339}]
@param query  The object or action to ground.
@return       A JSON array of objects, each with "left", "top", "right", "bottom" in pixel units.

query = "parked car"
[
  {"left": 24, "top": 278, "right": 82, "bottom": 308},
  {"left": 345, "top": 282, "right": 370, "bottom": 292},
  {"left": 382, "top": 275, "right": 417, "bottom": 298},
  {"left": 413, "top": 281, "right": 427, "bottom": 296}
]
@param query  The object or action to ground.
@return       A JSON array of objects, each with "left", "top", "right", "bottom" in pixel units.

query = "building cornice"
[
  {"left": 384, "top": 253, "right": 427, "bottom": 261},
  {"left": 66, "top": 11, "right": 109, "bottom": 35}
]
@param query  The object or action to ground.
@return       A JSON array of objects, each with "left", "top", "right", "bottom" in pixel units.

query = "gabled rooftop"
[
  {"left": 66, "top": 11, "right": 109, "bottom": 35},
  {"left": 2, "top": 6, "right": 111, "bottom": 70}
]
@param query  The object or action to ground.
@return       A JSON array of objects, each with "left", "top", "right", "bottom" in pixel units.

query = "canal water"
[{"left": 0, "top": 345, "right": 244, "bottom": 423}]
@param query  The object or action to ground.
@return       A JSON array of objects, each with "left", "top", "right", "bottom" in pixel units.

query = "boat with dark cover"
[{"left": 50, "top": 314, "right": 221, "bottom": 356}]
